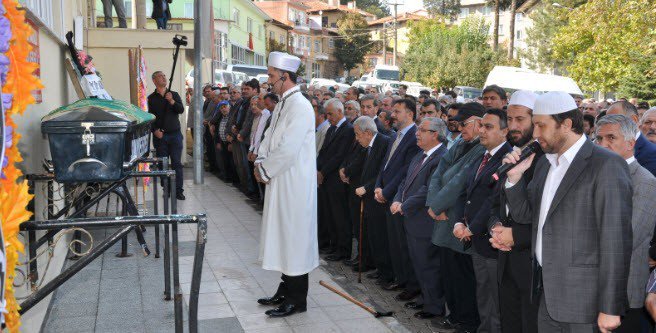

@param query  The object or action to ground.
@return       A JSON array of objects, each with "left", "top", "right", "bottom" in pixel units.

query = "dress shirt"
[
  {"left": 249, "top": 109, "right": 271, "bottom": 153},
  {"left": 384, "top": 122, "right": 415, "bottom": 169},
  {"left": 534, "top": 134, "right": 587, "bottom": 265},
  {"left": 335, "top": 116, "right": 346, "bottom": 129},
  {"left": 316, "top": 119, "right": 329, "bottom": 133},
  {"left": 368, "top": 134, "right": 377, "bottom": 148},
  {"left": 626, "top": 156, "right": 636, "bottom": 165},
  {"left": 423, "top": 143, "right": 443, "bottom": 163},
  {"left": 447, "top": 132, "right": 461, "bottom": 149}
]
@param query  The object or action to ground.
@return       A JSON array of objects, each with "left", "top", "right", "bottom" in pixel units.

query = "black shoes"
[
  {"left": 414, "top": 311, "right": 441, "bottom": 319},
  {"left": 433, "top": 317, "right": 460, "bottom": 330},
  {"left": 344, "top": 257, "right": 359, "bottom": 266},
  {"left": 366, "top": 272, "right": 380, "bottom": 279},
  {"left": 404, "top": 301, "right": 423, "bottom": 310},
  {"left": 257, "top": 294, "right": 285, "bottom": 306},
  {"left": 176, "top": 193, "right": 186, "bottom": 200},
  {"left": 265, "top": 303, "right": 307, "bottom": 317},
  {"left": 351, "top": 264, "right": 375, "bottom": 273},
  {"left": 395, "top": 290, "right": 421, "bottom": 301},
  {"left": 381, "top": 282, "right": 404, "bottom": 291}
]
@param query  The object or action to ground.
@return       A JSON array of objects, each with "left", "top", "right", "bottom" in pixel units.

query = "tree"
[
  {"left": 334, "top": 13, "right": 373, "bottom": 73},
  {"left": 423, "top": 0, "right": 461, "bottom": 20},
  {"left": 617, "top": 54, "right": 656, "bottom": 103},
  {"left": 266, "top": 38, "right": 287, "bottom": 58},
  {"left": 341, "top": 0, "right": 390, "bottom": 17},
  {"left": 551, "top": 0, "right": 656, "bottom": 93},
  {"left": 506, "top": 0, "right": 528, "bottom": 60},
  {"left": 518, "top": 0, "right": 587, "bottom": 73},
  {"left": 403, "top": 17, "right": 498, "bottom": 88}
]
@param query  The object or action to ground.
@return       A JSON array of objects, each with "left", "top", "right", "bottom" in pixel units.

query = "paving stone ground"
[{"left": 42, "top": 165, "right": 447, "bottom": 333}]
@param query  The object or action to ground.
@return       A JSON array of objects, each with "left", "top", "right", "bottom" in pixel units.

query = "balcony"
[
  {"left": 314, "top": 53, "right": 329, "bottom": 61},
  {"left": 293, "top": 47, "right": 308, "bottom": 57}
]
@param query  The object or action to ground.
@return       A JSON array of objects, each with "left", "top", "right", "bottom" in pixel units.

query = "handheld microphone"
[{"left": 492, "top": 141, "right": 541, "bottom": 181}]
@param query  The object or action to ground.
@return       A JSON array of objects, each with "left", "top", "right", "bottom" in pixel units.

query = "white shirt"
[
  {"left": 368, "top": 133, "right": 377, "bottom": 148},
  {"left": 316, "top": 119, "right": 329, "bottom": 132},
  {"left": 423, "top": 143, "right": 443, "bottom": 163},
  {"left": 486, "top": 141, "right": 507, "bottom": 158},
  {"left": 534, "top": 134, "right": 587, "bottom": 265},
  {"left": 335, "top": 116, "right": 346, "bottom": 129},
  {"left": 626, "top": 156, "right": 636, "bottom": 165}
]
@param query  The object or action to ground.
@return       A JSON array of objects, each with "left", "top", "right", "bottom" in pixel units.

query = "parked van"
[
  {"left": 214, "top": 70, "right": 234, "bottom": 87},
  {"left": 484, "top": 66, "right": 583, "bottom": 95},
  {"left": 454, "top": 86, "right": 483, "bottom": 100},
  {"left": 226, "top": 64, "right": 268, "bottom": 79}
]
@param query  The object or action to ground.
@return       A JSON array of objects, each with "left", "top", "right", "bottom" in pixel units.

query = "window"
[
  {"left": 279, "top": 35, "right": 285, "bottom": 45},
  {"left": 232, "top": 44, "right": 246, "bottom": 64},
  {"left": 124, "top": 1, "right": 132, "bottom": 17},
  {"left": 288, "top": 9, "right": 296, "bottom": 22},
  {"left": 459, "top": 7, "right": 469, "bottom": 18},
  {"left": 499, "top": 24, "right": 505, "bottom": 36},
  {"left": 322, "top": 16, "right": 328, "bottom": 27},
  {"left": 233, "top": 9, "right": 240, "bottom": 26},
  {"left": 516, "top": 13, "right": 524, "bottom": 22},
  {"left": 258, "top": 25, "right": 263, "bottom": 39},
  {"left": 184, "top": 3, "right": 194, "bottom": 18},
  {"left": 315, "top": 40, "right": 320, "bottom": 53},
  {"left": 255, "top": 54, "right": 265, "bottom": 66},
  {"left": 312, "top": 63, "right": 321, "bottom": 78},
  {"left": 269, "top": 31, "right": 275, "bottom": 41},
  {"left": 328, "top": 38, "right": 334, "bottom": 49},
  {"left": 19, "top": 0, "right": 54, "bottom": 31},
  {"left": 516, "top": 30, "right": 522, "bottom": 40},
  {"left": 330, "top": 22, "right": 337, "bottom": 28},
  {"left": 247, "top": 18, "right": 253, "bottom": 33},
  {"left": 482, "top": 6, "right": 491, "bottom": 16}
]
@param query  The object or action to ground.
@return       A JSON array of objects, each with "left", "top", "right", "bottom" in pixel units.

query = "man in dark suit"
[
  {"left": 374, "top": 99, "right": 421, "bottom": 299},
  {"left": 607, "top": 100, "right": 656, "bottom": 176},
  {"left": 377, "top": 110, "right": 396, "bottom": 137},
  {"left": 354, "top": 118, "right": 394, "bottom": 284},
  {"left": 390, "top": 117, "right": 448, "bottom": 319},
  {"left": 453, "top": 108, "right": 512, "bottom": 333},
  {"left": 595, "top": 114, "right": 656, "bottom": 333},
  {"left": 488, "top": 90, "right": 542, "bottom": 333},
  {"left": 504, "top": 92, "right": 632, "bottom": 332},
  {"left": 317, "top": 98, "right": 355, "bottom": 261}
]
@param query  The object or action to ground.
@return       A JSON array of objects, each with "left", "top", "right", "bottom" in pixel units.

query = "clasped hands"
[
  {"left": 453, "top": 223, "right": 473, "bottom": 242},
  {"left": 489, "top": 223, "right": 514, "bottom": 251}
]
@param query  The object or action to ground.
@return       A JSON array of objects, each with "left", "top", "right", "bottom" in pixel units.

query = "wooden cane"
[
  {"left": 358, "top": 200, "right": 364, "bottom": 283},
  {"left": 319, "top": 280, "right": 393, "bottom": 317}
]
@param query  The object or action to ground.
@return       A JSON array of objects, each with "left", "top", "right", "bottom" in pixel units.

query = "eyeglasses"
[
  {"left": 418, "top": 128, "right": 436, "bottom": 133},
  {"left": 420, "top": 111, "right": 437, "bottom": 116}
]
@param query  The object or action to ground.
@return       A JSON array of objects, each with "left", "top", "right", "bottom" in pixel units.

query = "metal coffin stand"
[{"left": 21, "top": 157, "right": 205, "bottom": 333}]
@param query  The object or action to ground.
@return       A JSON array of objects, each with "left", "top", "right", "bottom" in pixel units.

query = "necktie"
[
  {"left": 325, "top": 125, "right": 336, "bottom": 144},
  {"left": 366, "top": 146, "right": 372, "bottom": 157},
  {"left": 385, "top": 131, "right": 404, "bottom": 168},
  {"left": 476, "top": 153, "right": 492, "bottom": 179},
  {"left": 403, "top": 153, "right": 428, "bottom": 200}
]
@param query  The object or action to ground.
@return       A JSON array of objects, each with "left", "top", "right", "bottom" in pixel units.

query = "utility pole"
[
  {"left": 382, "top": 22, "right": 387, "bottom": 65},
  {"left": 386, "top": 1, "right": 402, "bottom": 66}
]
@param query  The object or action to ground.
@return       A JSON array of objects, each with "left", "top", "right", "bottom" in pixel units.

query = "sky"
[{"left": 387, "top": 0, "right": 424, "bottom": 14}]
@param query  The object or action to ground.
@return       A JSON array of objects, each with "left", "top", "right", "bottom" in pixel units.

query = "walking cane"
[
  {"left": 319, "top": 281, "right": 393, "bottom": 318},
  {"left": 358, "top": 200, "right": 364, "bottom": 283}
]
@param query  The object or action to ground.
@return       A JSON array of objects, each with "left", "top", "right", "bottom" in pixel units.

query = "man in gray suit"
[
  {"left": 504, "top": 91, "right": 632, "bottom": 333},
  {"left": 594, "top": 114, "right": 656, "bottom": 332},
  {"left": 390, "top": 117, "right": 448, "bottom": 319}
]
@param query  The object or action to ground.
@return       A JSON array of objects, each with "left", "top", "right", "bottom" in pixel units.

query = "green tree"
[
  {"left": 266, "top": 38, "right": 287, "bottom": 58},
  {"left": 617, "top": 54, "right": 656, "bottom": 102},
  {"left": 341, "top": 0, "right": 390, "bottom": 17},
  {"left": 334, "top": 13, "right": 373, "bottom": 73},
  {"left": 506, "top": 0, "right": 528, "bottom": 60},
  {"left": 519, "top": 0, "right": 588, "bottom": 73},
  {"left": 551, "top": 0, "right": 656, "bottom": 92},
  {"left": 423, "top": 0, "right": 461, "bottom": 20},
  {"left": 403, "top": 17, "right": 498, "bottom": 88}
]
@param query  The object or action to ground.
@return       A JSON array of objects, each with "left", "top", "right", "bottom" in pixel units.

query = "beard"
[{"left": 507, "top": 125, "right": 534, "bottom": 147}]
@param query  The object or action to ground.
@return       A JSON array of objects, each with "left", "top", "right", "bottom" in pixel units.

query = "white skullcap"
[
  {"left": 509, "top": 90, "right": 538, "bottom": 110},
  {"left": 268, "top": 51, "right": 301, "bottom": 72},
  {"left": 534, "top": 91, "right": 578, "bottom": 115},
  {"left": 456, "top": 96, "right": 465, "bottom": 103}
]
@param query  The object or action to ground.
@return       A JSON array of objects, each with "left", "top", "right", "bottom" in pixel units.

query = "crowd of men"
[{"left": 188, "top": 77, "right": 656, "bottom": 332}]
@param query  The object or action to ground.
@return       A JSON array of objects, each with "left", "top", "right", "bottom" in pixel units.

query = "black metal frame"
[{"left": 21, "top": 157, "right": 205, "bottom": 333}]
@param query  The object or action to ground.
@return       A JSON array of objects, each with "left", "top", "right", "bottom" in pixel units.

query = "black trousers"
[
  {"left": 349, "top": 189, "right": 371, "bottom": 266},
  {"left": 153, "top": 131, "right": 184, "bottom": 195},
  {"left": 274, "top": 273, "right": 309, "bottom": 307},
  {"left": 365, "top": 200, "right": 394, "bottom": 282},
  {"left": 322, "top": 177, "right": 352, "bottom": 257},
  {"left": 498, "top": 250, "right": 538, "bottom": 333},
  {"left": 317, "top": 188, "right": 331, "bottom": 249},
  {"left": 218, "top": 141, "right": 236, "bottom": 182},
  {"left": 385, "top": 210, "right": 418, "bottom": 291},
  {"left": 440, "top": 247, "right": 479, "bottom": 329},
  {"left": 203, "top": 124, "right": 217, "bottom": 170},
  {"left": 614, "top": 307, "right": 653, "bottom": 333}
]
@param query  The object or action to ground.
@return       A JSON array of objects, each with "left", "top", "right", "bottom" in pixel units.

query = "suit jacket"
[
  {"left": 358, "top": 134, "right": 391, "bottom": 217},
  {"left": 317, "top": 120, "right": 355, "bottom": 185},
  {"left": 463, "top": 142, "right": 512, "bottom": 258},
  {"left": 394, "top": 144, "right": 448, "bottom": 238},
  {"left": 635, "top": 133, "right": 656, "bottom": 177},
  {"left": 151, "top": 0, "right": 172, "bottom": 19},
  {"left": 426, "top": 138, "right": 486, "bottom": 253},
  {"left": 315, "top": 124, "right": 329, "bottom": 156},
  {"left": 489, "top": 148, "right": 545, "bottom": 282},
  {"left": 627, "top": 160, "right": 656, "bottom": 308},
  {"left": 375, "top": 125, "right": 421, "bottom": 201},
  {"left": 342, "top": 139, "right": 366, "bottom": 187},
  {"left": 505, "top": 139, "right": 632, "bottom": 323},
  {"left": 374, "top": 117, "right": 395, "bottom": 137}
]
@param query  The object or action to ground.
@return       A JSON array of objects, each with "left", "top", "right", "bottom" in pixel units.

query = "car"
[
  {"left": 454, "top": 86, "right": 483, "bottom": 100},
  {"left": 226, "top": 64, "right": 268, "bottom": 79},
  {"left": 352, "top": 75, "right": 371, "bottom": 89},
  {"left": 310, "top": 78, "right": 337, "bottom": 88},
  {"left": 256, "top": 74, "right": 269, "bottom": 85},
  {"left": 232, "top": 71, "right": 249, "bottom": 85},
  {"left": 380, "top": 81, "right": 401, "bottom": 94},
  {"left": 214, "top": 70, "right": 234, "bottom": 88}
]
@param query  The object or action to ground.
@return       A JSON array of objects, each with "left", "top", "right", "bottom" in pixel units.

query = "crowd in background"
[{"left": 185, "top": 78, "right": 656, "bottom": 333}]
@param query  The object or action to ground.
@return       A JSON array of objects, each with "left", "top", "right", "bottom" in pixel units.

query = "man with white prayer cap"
[
  {"left": 254, "top": 51, "right": 319, "bottom": 317},
  {"left": 488, "top": 89, "right": 542, "bottom": 333},
  {"left": 502, "top": 91, "right": 632, "bottom": 332}
]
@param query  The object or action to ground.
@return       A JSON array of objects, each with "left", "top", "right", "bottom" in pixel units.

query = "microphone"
[{"left": 492, "top": 141, "right": 541, "bottom": 181}]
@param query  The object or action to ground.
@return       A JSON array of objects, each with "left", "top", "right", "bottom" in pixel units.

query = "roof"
[
  {"left": 299, "top": 1, "right": 375, "bottom": 18},
  {"left": 237, "top": 0, "right": 271, "bottom": 21},
  {"left": 368, "top": 10, "right": 429, "bottom": 26}
]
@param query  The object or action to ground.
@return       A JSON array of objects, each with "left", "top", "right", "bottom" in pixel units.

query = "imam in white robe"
[{"left": 256, "top": 85, "right": 319, "bottom": 276}]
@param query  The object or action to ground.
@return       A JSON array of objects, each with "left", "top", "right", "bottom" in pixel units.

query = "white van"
[
  {"left": 226, "top": 64, "right": 268, "bottom": 79},
  {"left": 214, "top": 70, "right": 234, "bottom": 87},
  {"left": 484, "top": 66, "right": 583, "bottom": 95}
]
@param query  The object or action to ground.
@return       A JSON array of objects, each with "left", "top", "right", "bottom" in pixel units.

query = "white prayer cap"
[
  {"left": 268, "top": 51, "right": 301, "bottom": 72},
  {"left": 509, "top": 90, "right": 538, "bottom": 110},
  {"left": 533, "top": 91, "right": 578, "bottom": 115},
  {"left": 456, "top": 96, "right": 465, "bottom": 103}
]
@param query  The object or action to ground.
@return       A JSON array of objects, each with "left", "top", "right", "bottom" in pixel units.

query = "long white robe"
[{"left": 256, "top": 86, "right": 319, "bottom": 276}]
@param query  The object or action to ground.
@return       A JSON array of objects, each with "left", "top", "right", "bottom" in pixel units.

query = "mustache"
[{"left": 648, "top": 130, "right": 656, "bottom": 136}]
